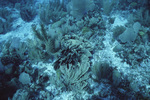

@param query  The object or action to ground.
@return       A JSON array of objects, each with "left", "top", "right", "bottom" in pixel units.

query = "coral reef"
[
  {"left": 0, "top": 0, "right": 150, "bottom": 99},
  {"left": 67, "top": 0, "right": 95, "bottom": 19},
  {"left": 54, "top": 34, "right": 93, "bottom": 69},
  {"left": 128, "top": 7, "right": 150, "bottom": 26},
  {"left": 92, "top": 61, "right": 113, "bottom": 81},
  {"left": 102, "top": 0, "right": 118, "bottom": 15},
  {"left": 118, "top": 22, "right": 141, "bottom": 44},
  {"left": 20, "top": 4, "right": 36, "bottom": 22},
  {"left": 39, "top": 0, "right": 66, "bottom": 25},
  {"left": 0, "top": 8, "right": 14, "bottom": 34},
  {"left": 29, "top": 24, "right": 61, "bottom": 62},
  {"left": 52, "top": 35, "right": 93, "bottom": 92}
]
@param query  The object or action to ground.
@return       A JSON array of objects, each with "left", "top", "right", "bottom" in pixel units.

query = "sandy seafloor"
[{"left": 0, "top": 0, "right": 150, "bottom": 100}]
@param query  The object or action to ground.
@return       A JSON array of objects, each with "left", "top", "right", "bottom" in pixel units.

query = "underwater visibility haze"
[{"left": 0, "top": 0, "right": 150, "bottom": 100}]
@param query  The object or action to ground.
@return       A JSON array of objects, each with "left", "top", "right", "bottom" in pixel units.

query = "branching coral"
[
  {"left": 30, "top": 24, "right": 61, "bottom": 62},
  {"left": 0, "top": 37, "right": 27, "bottom": 66},
  {"left": 59, "top": 61, "right": 90, "bottom": 92},
  {"left": 54, "top": 34, "right": 93, "bottom": 69},
  {"left": 52, "top": 34, "right": 93, "bottom": 92},
  {"left": 128, "top": 7, "right": 150, "bottom": 26},
  {"left": 0, "top": 8, "right": 14, "bottom": 34},
  {"left": 39, "top": 0, "right": 67, "bottom": 25},
  {"left": 20, "top": 4, "right": 36, "bottom": 22},
  {"left": 67, "top": 0, "right": 95, "bottom": 19}
]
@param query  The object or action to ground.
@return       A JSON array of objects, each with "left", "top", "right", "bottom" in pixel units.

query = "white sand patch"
[
  {"left": 32, "top": 62, "right": 56, "bottom": 76},
  {"left": 112, "top": 14, "right": 128, "bottom": 28},
  {"left": 0, "top": 16, "right": 39, "bottom": 43},
  {"left": 94, "top": 17, "right": 150, "bottom": 96},
  {"left": 53, "top": 91, "right": 74, "bottom": 100},
  {"left": 93, "top": 30, "right": 130, "bottom": 75}
]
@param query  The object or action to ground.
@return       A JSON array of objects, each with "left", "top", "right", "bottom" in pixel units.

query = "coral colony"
[{"left": 0, "top": 0, "right": 150, "bottom": 100}]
